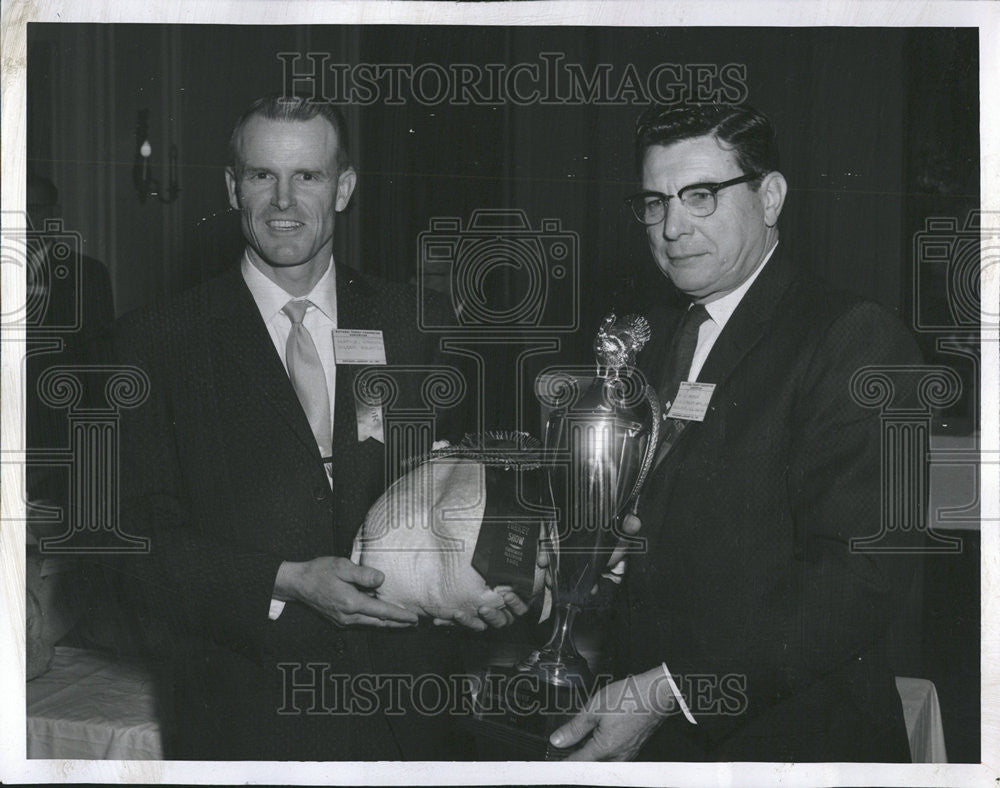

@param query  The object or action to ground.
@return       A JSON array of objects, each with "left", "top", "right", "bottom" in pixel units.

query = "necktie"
[
  {"left": 282, "top": 300, "right": 332, "bottom": 458},
  {"left": 659, "top": 303, "right": 711, "bottom": 408}
]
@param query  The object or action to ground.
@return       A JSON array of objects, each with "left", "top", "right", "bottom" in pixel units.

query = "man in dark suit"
[
  {"left": 112, "top": 95, "right": 522, "bottom": 760},
  {"left": 550, "top": 103, "right": 921, "bottom": 761}
]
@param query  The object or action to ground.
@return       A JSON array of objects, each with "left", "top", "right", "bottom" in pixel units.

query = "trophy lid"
[{"left": 593, "top": 312, "right": 651, "bottom": 374}]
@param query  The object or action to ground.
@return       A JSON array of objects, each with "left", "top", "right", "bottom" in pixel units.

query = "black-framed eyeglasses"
[{"left": 624, "top": 173, "right": 762, "bottom": 224}]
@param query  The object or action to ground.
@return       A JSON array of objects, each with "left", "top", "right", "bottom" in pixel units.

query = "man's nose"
[
  {"left": 660, "top": 198, "right": 692, "bottom": 241},
  {"left": 270, "top": 178, "right": 295, "bottom": 210}
]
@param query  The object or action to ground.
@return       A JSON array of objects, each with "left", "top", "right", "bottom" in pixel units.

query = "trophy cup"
[{"left": 467, "top": 313, "right": 661, "bottom": 758}]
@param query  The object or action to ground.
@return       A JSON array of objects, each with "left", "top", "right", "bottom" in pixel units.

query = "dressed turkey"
[{"left": 352, "top": 451, "right": 547, "bottom": 621}]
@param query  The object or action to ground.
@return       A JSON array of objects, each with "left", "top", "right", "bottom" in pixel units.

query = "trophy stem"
[{"left": 516, "top": 603, "right": 594, "bottom": 690}]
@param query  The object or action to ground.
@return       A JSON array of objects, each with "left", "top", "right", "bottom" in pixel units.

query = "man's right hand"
[
  {"left": 607, "top": 512, "right": 643, "bottom": 568},
  {"left": 274, "top": 557, "right": 419, "bottom": 628}
]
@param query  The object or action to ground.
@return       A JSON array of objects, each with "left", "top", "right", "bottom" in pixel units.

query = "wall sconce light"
[{"left": 133, "top": 109, "right": 180, "bottom": 204}]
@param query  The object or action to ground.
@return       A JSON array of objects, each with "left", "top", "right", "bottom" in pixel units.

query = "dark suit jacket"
[
  {"left": 620, "top": 246, "right": 922, "bottom": 762},
  {"left": 112, "top": 263, "right": 474, "bottom": 760}
]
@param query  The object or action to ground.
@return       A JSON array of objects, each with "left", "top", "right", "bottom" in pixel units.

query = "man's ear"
[
  {"left": 225, "top": 167, "right": 240, "bottom": 211},
  {"left": 760, "top": 171, "right": 787, "bottom": 228},
  {"left": 335, "top": 167, "right": 357, "bottom": 212}
]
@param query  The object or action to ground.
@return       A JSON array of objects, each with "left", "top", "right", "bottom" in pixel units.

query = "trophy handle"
[
  {"left": 624, "top": 384, "right": 661, "bottom": 511},
  {"left": 542, "top": 405, "right": 563, "bottom": 567}
]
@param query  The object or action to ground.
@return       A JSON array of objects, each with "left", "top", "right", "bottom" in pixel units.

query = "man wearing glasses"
[{"left": 550, "top": 103, "right": 922, "bottom": 761}]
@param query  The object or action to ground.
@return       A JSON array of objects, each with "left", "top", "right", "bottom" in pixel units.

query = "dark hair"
[
  {"left": 634, "top": 103, "right": 778, "bottom": 188},
  {"left": 229, "top": 94, "right": 352, "bottom": 172}
]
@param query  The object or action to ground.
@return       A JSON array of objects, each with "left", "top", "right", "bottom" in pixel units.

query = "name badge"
[
  {"left": 667, "top": 381, "right": 715, "bottom": 422},
  {"left": 333, "top": 329, "right": 386, "bottom": 365}
]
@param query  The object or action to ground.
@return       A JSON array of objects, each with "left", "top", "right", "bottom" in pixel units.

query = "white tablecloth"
[
  {"left": 928, "top": 432, "right": 980, "bottom": 531},
  {"left": 27, "top": 646, "right": 165, "bottom": 759},
  {"left": 895, "top": 676, "right": 948, "bottom": 763}
]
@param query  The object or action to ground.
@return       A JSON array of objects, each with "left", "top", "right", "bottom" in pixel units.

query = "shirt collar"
[
  {"left": 241, "top": 253, "right": 338, "bottom": 324},
  {"left": 700, "top": 240, "right": 778, "bottom": 330}
]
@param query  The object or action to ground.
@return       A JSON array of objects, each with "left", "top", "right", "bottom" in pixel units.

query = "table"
[
  {"left": 895, "top": 676, "right": 948, "bottom": 763},
  {"left": 27, "top": 646, "right": 166, "bottom": 759}
]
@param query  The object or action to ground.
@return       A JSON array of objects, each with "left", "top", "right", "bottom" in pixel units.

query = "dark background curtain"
[
  {"left": 25, "top": 23, "right": 980, "bottom": 761},
  {"left": 26, "top": 24, "right": 979, "bottom": 428}
]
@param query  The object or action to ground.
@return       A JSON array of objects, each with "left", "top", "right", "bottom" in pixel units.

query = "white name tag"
[
  {"left": 333, "top": 329, "right": 386, "bottom": 365},
  {"left": 667, "top": 381, "right": 716, "bottom": 421}
]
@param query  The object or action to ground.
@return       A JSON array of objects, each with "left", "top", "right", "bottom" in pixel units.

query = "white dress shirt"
[
  {"left": 686, "top": 241, "right": 778, "bottom": 383},
  {"left": 241, "top": 253, "right": 338, "bottom": 434},
  {"left": 241, "top": 253, "right": 338, "bottom": 620}
]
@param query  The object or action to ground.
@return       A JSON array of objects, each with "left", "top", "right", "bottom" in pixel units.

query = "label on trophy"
[
  {"left": 471, "top": 464, "right": 541, "bottom": 600},
  {"left": 667, "top": 381, "right": 715, "bottom": 421}
]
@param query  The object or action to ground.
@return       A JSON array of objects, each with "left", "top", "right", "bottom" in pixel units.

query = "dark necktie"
[
  {"left": 651, "top": 303, "right": 711, "bottom": 469},
  {"left": 659, "top": 303, "right": 711, "bottom": 409}
]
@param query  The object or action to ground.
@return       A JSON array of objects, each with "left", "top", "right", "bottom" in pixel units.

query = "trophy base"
[
  {"left": 461, "top": 665, "right": 595, "bottom": 760},
  {"left": 516, "top": 646, "right": 594, "bottom": 691}
]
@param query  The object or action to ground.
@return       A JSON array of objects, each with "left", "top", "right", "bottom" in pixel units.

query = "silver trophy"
[{"left": 520, "top": 313, "right": 661, "bottom": 689}]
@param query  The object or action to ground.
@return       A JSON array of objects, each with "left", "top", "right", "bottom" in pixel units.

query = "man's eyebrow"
[
  {"left": 679, "top": 175, "right": 729, "bottom": 187},
  {"left": 642, "top": 173, "right": 729, "bottom": 189},
  {"left": 640, "top": 176, "right": 726, "bottom": 194}
]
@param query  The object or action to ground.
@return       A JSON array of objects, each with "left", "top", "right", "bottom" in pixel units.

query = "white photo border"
[{"left": 2, "top": 1, "right": 997, "bottom": 785}]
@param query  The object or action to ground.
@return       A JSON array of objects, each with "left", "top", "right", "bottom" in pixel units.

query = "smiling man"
[
  {"left": 226, "top": 111, "right": 355, "bottom": 291},
  {"left": 550, "top": 103, "right": 924, "bottom": 762},
  {"left": 110, "top": 95, "right": 519, "bottom": 760}
]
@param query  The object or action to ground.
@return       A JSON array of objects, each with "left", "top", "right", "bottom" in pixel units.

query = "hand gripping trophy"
[{"left": 352, "top": 313, "right": 661, "bottom": 757}]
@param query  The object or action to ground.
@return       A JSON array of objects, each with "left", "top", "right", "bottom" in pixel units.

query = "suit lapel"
[
  {"left": 696, "top": 244, "right": 795, "bottom": 389},
  {"left": 209, "top": 266, "right": 319, "bottom": 457},
  {"left": 331, "top": 267, "right": 379, "bottom": 472},
  {"left": 650, "top": 245, "right": 795, "bottom": 469}
]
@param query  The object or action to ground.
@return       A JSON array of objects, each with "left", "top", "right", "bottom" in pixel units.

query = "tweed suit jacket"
[
  {"left": 620, "top": 246, "right": 923, "bottom": 762},
  {"left": 112, "top": 263, "right": 473, "bottom": 760}
]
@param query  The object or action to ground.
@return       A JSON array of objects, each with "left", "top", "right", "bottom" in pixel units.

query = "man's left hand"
[{"left": 549, "top": 665, "right": 676, "bottom": 761}]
